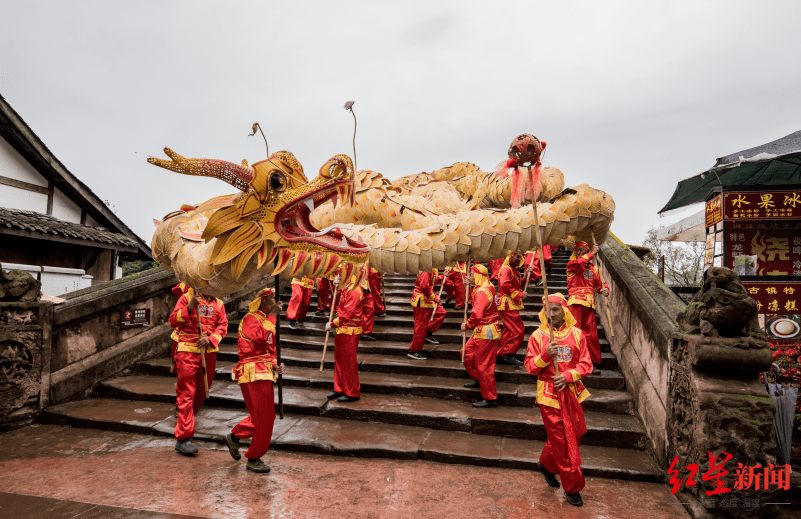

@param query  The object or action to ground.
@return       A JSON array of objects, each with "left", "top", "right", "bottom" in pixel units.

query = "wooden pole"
[
  {"left": 320, "top": 283, "right": 339, "bottom": 371},
  {"left": 461, "top": 254, "right": 472, "bottom": 363},
  {"left": 196, "top": 294, "right": 210, "bottom": 399},
  {"left": 274, "top": 274, "right": 284, "bottom": 419},
  {"left": 430, "top": 267, "right": 450, "bottom": 322},
  {"left": 531, "top": 203, "right": 557, "bottom": 372},
  {"left": 590, "top": 231, "right": 615, "bottom": 338}
]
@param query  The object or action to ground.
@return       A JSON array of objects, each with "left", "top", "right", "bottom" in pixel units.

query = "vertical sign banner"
[{"left": 705, "top": 194, "right": 723, "bottom": 228}]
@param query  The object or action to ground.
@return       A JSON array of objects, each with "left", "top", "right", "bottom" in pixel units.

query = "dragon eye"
[{"left": 270, "top": 172, "right": 286, "bottom": 191}]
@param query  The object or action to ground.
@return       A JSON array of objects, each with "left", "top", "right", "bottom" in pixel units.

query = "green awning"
[{"left": 660, "top": 151, "right": 801, "bottom": 214}]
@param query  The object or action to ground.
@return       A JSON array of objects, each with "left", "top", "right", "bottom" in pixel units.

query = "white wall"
[
  {"left": 0, "top": 137, "right": 49, "bottom": 213},
  {"left": 51, "top": 187, "right": 82, "bottom": 223}
]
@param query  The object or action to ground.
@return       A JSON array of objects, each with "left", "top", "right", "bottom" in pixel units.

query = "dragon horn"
[{"left": 148, "top": 147, "right": 255, "bottom": 192}]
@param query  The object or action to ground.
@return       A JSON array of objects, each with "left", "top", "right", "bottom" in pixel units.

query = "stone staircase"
[{"left": 41, "top": 250, "right": 662, "bottom": 481}]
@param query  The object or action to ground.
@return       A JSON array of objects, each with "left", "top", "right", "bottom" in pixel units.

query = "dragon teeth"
[{"left": 304, "top": 199, "right": 314, "bottom": 213}]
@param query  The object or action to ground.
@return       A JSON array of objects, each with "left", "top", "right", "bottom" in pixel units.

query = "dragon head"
[{"left": 148, "top": 148, "right": 369, "bottom": 283}]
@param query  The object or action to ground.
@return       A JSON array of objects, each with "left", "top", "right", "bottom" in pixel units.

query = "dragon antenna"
[
  {"left": 344, "top": 101, "right": 357, "bottom": 172},
  {"left": 248, "top": 122, "right": 289, "bottom": 174}
]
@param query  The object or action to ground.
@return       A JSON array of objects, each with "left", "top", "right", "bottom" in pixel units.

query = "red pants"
[
  {"left": 539, "top": 403, "right": 585, "bottom": 494},
  {"left": 498, "top": 309, "right": 524, "bottom": 356},
  {"left": 569, "top": 304, "right": 601, "bottom": 364},
  {"left": 317, "top": 279, "right": 331, "bottom": 311},
  {"left": 174, "top": 351, "right": 217, "bottom": 440},
  {"left": 287, "top": 284, "right": 312, "bottom": 321},
  {"left": 369, "top": 275, "right": 385, "bottom": 314},
  {"left": 463, "top": 337, "right": 498, "bottom": 400},
  {"left": 444, "top": 271, "right": 466, "bottom": 308},
  {"left": 410, "top": 305, "right": 446, "bottom": 352},
  {"left": 362, "top": 292, "right": 375, "bottom": 334},
  {"left": 333, "top": 333, "right": 360, "bottom": 397},
  {"left": 232, "top": 380, "right": 275, "bottom": 460}
]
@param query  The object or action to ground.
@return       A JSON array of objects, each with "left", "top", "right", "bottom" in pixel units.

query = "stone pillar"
[
  {"left": 0, "top": 302, "right": 53, "bottom": 430},
  {"left": 668, "top": 332, "right": 779, "bottom": 517}
]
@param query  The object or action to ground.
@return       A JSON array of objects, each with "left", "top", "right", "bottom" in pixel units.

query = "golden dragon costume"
[{"left": 148, "top": 134, "right": 615, "bottom": 296}]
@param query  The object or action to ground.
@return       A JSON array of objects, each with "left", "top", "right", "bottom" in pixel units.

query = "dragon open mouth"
[{"left": 275, "top": 180, "right": 369, "bottom": 255}]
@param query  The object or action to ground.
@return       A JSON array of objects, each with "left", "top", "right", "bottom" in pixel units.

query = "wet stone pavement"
[{"left": 0, "top": 424, "right": 690, "bottom": 519}]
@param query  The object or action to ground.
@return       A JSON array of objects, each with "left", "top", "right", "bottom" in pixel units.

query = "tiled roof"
[{"left": 0, "top": 207, "right": 138, "bottom": 248}]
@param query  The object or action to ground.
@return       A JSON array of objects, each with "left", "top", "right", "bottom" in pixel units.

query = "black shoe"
[
  {"left": 472, "top": 399, "right": 498, "bottom": 408},
  {"left": 495, "top": 355, "right": 511, "bottom": 365},
  {"left": 504, "top": 354, "right": 524, "bottom": 366},
  {"left": 537, "top": 462, "right": 560, "bottom": 488},
  {"left": 464, "top": 380, "right": 480, "bottom": 388},
  {"left": 375, "top": 312, "right": 387, "bottom": 317},
  {"left": 533, "top": 278, "right": 543, "bottom": 286},
  {"left": 454, "top": 306, "right": 464, "bottom": 311},
  {"left": 289, "top": 320, "right": 299, "bottom": 330},
  {"left": 425, "top": 332, "right": 440, "bottom": 344},
  {"left": 337, "top": 395, "right": 360, "bottom": 402},
  {"left": 361, "top": 333, "right": 378, "bottom": 341},
  {"left": 592, "top": 363, "right": 601, "bottom": 374},
  {"left": 225, "top": 433, "right": 241, "bottom": 461},
  {"left": 297, "top": 321, "right": 305, "bottom": 328},
  {"left": 565, "top": 491, "right": 583, "bottom": 507},
  {"left": 175, "top": 439, "right": 198, "bottom": 456},
  {"left": 327, "top": 391, "right": 343, "bottom": 400},
  {"left": 407, "top": 351, "right": 427, "bottom": 360},
  {"left": 246, "top": 458, "right": 271, "bottom": 473}
]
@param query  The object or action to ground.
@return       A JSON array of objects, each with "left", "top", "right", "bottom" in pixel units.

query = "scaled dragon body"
[{"left": 149, "top": 134, "right": 615, "bottom": 296}]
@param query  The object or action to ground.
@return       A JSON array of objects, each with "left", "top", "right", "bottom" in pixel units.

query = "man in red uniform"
[
  {"left": 408, "top": 269, "right": 447, "bottom": 360},
  {"left": 524, "top": 293, "right": 592, "bottom": 507},
  {"left": 524, "top": 245, "right": 552, "bottom": 286},
  {"left": 443, "top": 262, "right": 467, "bottom": 309},
  {"left": 313, "top": 277, "right": 331, "bottom": 316},
  {"left": 326, "top": 273, "right": 364, "bottom": 402},
  {"left": 497, "top": 252, "right": 525, "bottom": 366},
  {"left": 225, "top": 288, "right": 285, "bottom": 473},
  {"left": 169, "top": 287, "right": 228, "bottom": 456},
  {"left": 368, "top": 267, "right": 386, "bottom": 317},
  {"left": 460, "top": 264, "right": 501, "bottom": 408},
  {"left": 488, "top": 258, "right": 504, "bottom": 282},
  {"left": 566, "top": 242, "right": 609, "bottom": 372},
  {"left": 360, "top": 277, "right": 377, "bottom": 341},
  {"left": 287, "top": 275, "right": 313, "bottom": 329}
]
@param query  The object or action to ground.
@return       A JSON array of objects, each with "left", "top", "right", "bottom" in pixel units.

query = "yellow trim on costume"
[
  {"left": 176, "top": 309, "right": 185, "bottom": 323},
  {"left": 176, "top": 342, "right": 220, "bottom": 354},
  {"left": 567, "top": 293, "right": 596, "bottom": 309},
  {"left": 336, "top": 326, "right": 363, "bottom": 335},
  {"left": 411, "top": 293, "right": 436, "bottom": 308},
  {"left": 332, "top": 317, "right": 340, "bottom": 327},
  {"left": 471, "top": 323, "right": 502, "bottom": 340},
  {"left": 567, "top": 369, "right": 580, "bottom": 383},
  {"left": 499, "top": 295, "right": 524, "bottom": 311},
  {"left": 534, "top": 354, "right": 550, "bottom": 369},
  {"left": 536, "top": 379, "right": 591, "bottom": 409},
  {"left": 210, "top": 333, "right": 223, "bottom": 346},
  {"left": 233, "top": 361, "right": 276, "bottom": 384},
  {"left": 292, "top": 276, "right": 314, "bottom": 289}
]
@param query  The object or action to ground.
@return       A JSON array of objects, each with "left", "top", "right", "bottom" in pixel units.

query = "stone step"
[
  {"left": 91, "top": 376, "right": 646, "bottom": 448},
  {"left": 273, "top": 334, "right": 617, "bottom": 369},
  {"left": 266, "top": 321, "right": 609, "bottom": 347},
  {"left": 40, "top": 398, "right": 660, "bottom": 481},
  {"left": 136, "top": 359, "right": 633, "bottom": 414}
]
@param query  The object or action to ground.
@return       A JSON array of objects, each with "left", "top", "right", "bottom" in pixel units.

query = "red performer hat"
[
  {"left": 471, "top": 263, "right": 489, "bottom": 276},
  {"left": 249, "top": 287, "right": 276, "bottom": 313},
  {"left": 538, "top": 292, "right": 577, "bottom": 331},
  {"left": 574, "top": 241, "right": 589, "bottom": 250}
]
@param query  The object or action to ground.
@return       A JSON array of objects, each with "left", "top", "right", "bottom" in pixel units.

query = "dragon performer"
[{"left": 148, "top": 134, "right": 615, "bottom": 296}]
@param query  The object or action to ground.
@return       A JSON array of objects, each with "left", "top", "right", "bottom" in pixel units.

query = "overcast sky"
[{"left": 2, "top": 1, "right": 800, "bottom": 248}]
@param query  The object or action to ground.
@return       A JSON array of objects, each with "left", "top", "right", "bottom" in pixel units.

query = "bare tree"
[{"left": 641, "top": 226, "right": 705, "bottom": 287}]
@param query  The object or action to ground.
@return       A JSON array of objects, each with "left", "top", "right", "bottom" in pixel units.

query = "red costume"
[
  {"left": 566, "top": 243, "right": 609, "bottom": 364},
  {"left": 330, "top": 282, "right": 364, "bottom": 398},
  {"left": 497, "top": 258, "right": 525, "bottom": 357},
  {"left": 316, "top": 277, "right": 331, "bottom": 312},
  {"left": 524, "top": 293, "right": 591, "bottom": 494},
  {"left": 231, "top": 289, "right": 278, "bottom": 460},
  {"left": 169, "top": 290, "right": 228, "bottom": 441},
  {"left": 409, "top": 270, "right": 446, "bottom": 352},
  {"left": 443, "top": 263, "right": 467, "bottom": 309},
  {"left": 368, "top": 268, "right": 385, "bottom": 315},
  {"left": 524, "top": 245, "right": 552, "bottom": 281},
  {"left": 462, "top": 265, "right": 501, "bottom": 401},
  {"left": 360, "top": 279, "right": 375, "bottom": 334},
  {"left": 488, "top": 258, "right": 504, "bottom": 281},
  {"left": 287, "top": 276, "right": 313, "bottom": 321}
]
